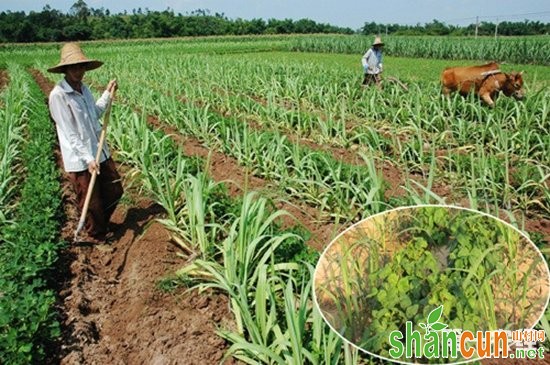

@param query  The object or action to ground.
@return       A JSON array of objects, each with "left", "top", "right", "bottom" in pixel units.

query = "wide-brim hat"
[
  {"left": 372, "top": 36, "right": 384, "bottom": 46},
  {"left": 47, "top": 42, "right": 103, "bottom": 73}
]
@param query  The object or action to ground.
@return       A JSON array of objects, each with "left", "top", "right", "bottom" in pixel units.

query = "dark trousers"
[
  {"left": 68, "top": 158, "right": 123, "bottom": 238},
  {"left": 362, "top": 73, "right": 381, "bottom": 86}
]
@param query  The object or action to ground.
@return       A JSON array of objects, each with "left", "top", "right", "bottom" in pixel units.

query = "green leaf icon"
[
  {"left": 427, "top": 305, "right": 443, "bottom": 325},
  {"left": 430, "top": 322, "right": 448, "bottom": 331}
]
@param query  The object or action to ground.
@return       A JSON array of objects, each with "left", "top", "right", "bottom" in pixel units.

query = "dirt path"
[
  {"left": 0, "top": 69, "right": 9, "bottom": 107},
  {"left": 0, "top": 69, "right": 8, "bottom": 91},
  {"left": 31, "top": 70, "right": 235, "bottom": 365},
  {"left": 55, "top": 197, "right": 234, "bottom": 365}
]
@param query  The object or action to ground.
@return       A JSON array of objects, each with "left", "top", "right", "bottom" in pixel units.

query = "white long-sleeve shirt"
[
  {"left": 361, "top": 48, "right": 383, "bottom": 74},
  {"left": 49, "top": 79, "right": 112, "bottom": 172}
]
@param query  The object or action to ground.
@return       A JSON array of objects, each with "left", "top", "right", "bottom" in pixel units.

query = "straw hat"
[
  {"left": 372, "top": 36, "right": 384, "bottom": 47},
  {"left": 47, "top": 43, "right": 103, "bottom": 73}
]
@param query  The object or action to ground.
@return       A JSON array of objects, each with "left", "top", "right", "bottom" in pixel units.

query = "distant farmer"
[
  {"left": 48, "top": 42, "right": 122, "bottom": 244},
  {"left": 361, "top": 36, "right": 384, "bottom": 87}
]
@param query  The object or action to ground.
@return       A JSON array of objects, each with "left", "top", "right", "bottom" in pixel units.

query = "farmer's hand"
[
  {"left": 106, "top": 79, "right": 118, "bottom": 95},
  {"left": 88, "top": 160, "right": 100, "bottom": 175}
]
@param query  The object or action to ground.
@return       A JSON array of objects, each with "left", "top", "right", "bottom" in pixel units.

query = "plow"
[{"left": 384, "top": 75, "right": 409, "bottom": 91}]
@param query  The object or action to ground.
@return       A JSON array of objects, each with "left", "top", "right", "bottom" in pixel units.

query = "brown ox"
[{"left": 441, "top": 62, "right": 525, "bottom": 107}]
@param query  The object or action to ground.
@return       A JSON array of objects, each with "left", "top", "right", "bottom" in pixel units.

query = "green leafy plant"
[
  {"left": 317, "top": 207, "right": 546, "bottom": 362},
  {"left": 0, "top": 65, "right": 63, "bottom": 364}
]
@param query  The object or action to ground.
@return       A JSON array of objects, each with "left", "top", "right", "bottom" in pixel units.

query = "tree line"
[
  {"left": 0, "top": 2, "right": 354, "bottom": 43},
  {"left": 0, "top": 1, "right": 548, "bottom": 43},
  {"left": 362, "top": 19, "right": 550, "bottom": 36}
]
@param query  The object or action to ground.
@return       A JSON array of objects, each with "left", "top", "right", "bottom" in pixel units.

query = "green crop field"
[{"left": 1, "top": 35, "right": 548, "bottom": 364}]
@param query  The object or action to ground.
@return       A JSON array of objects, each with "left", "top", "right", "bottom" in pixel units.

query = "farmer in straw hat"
[
  {"left": 48, "top": 42, "right": 122, "bottom": 244},
  {"left": 361, "top": 36, "right": 384, "bottom": 87}
]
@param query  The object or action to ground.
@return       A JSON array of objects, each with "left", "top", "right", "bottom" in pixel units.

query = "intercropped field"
[{"left": 1, "top": 35, "right": 549, "bottom": 363}]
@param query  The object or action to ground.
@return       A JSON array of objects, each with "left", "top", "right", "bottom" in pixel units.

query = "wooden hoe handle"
[{"left": 74, "top": 89, "right": 116, "bottom": 241}]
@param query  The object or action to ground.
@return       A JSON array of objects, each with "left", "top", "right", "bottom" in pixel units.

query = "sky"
[{"left": 0, "top": 0, "right": 549, "bottom": 30}]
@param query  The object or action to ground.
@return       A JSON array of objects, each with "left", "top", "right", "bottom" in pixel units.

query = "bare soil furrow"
[
  {"left": 0, "top": 69, "right": 9, "bottom": 91},
  {"left": 0, "top": 69, "right": 10, "bottom": 108}
]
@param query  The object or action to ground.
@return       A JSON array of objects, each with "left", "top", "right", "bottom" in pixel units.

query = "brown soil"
[
  {"left": 525, "top": 217, "right": 550, "bottom": 245},
  {"left": 54, "top": 197, "right": 235, "bottom": 365},
  {"left": 0, "top": 69, "right": 9, "bottom": 107},
  {"left": 30, "top": 70, "right": 237, "bottom": 365},
  {"left": 0, "top": 69, "right": 9, "bottom": 91}
]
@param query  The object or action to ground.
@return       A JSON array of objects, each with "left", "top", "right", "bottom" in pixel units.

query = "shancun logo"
[
  {"left": 389, "top": 305, "right": 462, "bottom": 359},
  {"left": 388, "top": 305, "right": 546, "bottom": 361}
]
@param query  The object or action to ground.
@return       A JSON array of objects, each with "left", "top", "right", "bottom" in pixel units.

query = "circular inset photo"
[{"left": 313, "top": 205, "right": 549, "bottom": 364}]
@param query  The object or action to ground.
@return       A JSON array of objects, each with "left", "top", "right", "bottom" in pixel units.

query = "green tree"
[{"left": 70, "top": 0, "right": 90, "bottom": 22}]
